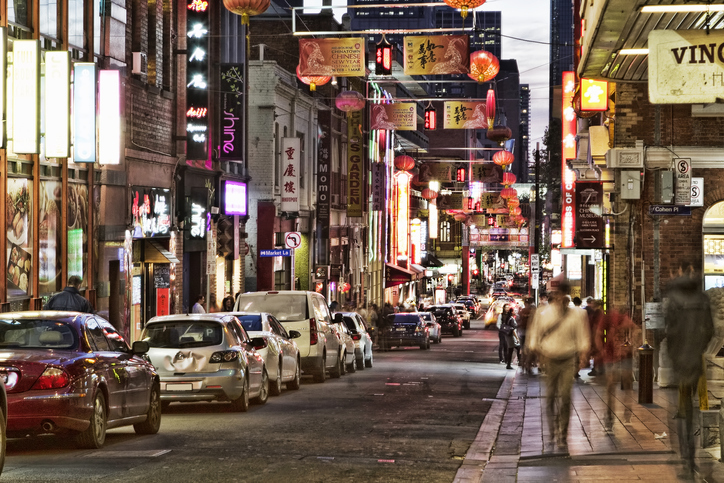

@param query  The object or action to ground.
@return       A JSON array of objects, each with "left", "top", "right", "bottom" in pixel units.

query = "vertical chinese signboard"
[
  {"left": 281, "top": 137, "right": 300, "bottom": 213},
  {"left": 575, "top": 182, "right": 604, "bottom": 248},
  {"left": 347, "top": 109, "right": 363, "bottom": 217},
  {"left": 219, "top": 64, "right": 243, "bottom": 161},
  {"left": 186, "top": 0, "right": 210, "bottom": 160},
  {"left": 317, "top": 111, "right": 331, "bottom": 265},
  {"left": 562, "top": 71, "right": 577, "bottom": 248}
]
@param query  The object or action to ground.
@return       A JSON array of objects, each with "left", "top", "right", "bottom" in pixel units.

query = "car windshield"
[
  {"left": 0, "top": 318, "right": 78, "bottom": 350},
  {"left": 235, "top": 294, "right": 309, "bottom": 322},
  {"left": 143, "top": 321, "right": 224, "bottom": 348},
  {"left": 236, "top": 315, "right": 263, "bottom": 332}
]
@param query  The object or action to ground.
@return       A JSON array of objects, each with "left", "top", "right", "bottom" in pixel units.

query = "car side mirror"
[
  {"left": 288, "top": 330, "right": 301, "bottom": 339},
  {"left": 334, "top": 313, "right": 344, "bottom": 324},
  {"left": 132, "top": 340, "right": 149, "bottom": 355}
]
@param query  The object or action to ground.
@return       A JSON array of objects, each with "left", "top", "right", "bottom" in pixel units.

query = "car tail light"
[
  {"left": 309, "top": 318, "right": 318, "bottom": 345},
  {"left": 32, "top": 367, "right": 70, "bottom": 390},
  {"left": 351, "top": 333, "right": 361, "bottom": 341},
  {"left": 210, "top": 350, "right": 240, "bottom": 363}
]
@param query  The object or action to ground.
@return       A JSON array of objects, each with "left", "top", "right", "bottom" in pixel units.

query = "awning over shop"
[
  {"left": 144, "top": 240, "right": 180, "bottom": 264},
  {"left": 385, "top": 263, "right": 421, "bottom": 288},
  {"left": 410, "top": 264, "right": 425, "bottom": 275},
  {"left": 421, "top": 253, "right": 444, "bottom": 268}
]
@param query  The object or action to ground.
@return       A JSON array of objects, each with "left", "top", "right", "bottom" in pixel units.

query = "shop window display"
[
  {"left": 39, "top": 180, "right": 62, "bottom": 293},
  {"left": 6, "top": 178, "right": 32, "bottom": 297},
  {"left": 67, "top": 182, "right": 88, "bottom": 285}
]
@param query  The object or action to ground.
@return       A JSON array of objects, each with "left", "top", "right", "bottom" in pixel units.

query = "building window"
[
  {"left": 68, "top": 0, "right": 83, "bottom": 49},
  {"left": 94, "top": 0, "right": 103, "bottom": 56},
  {"left": 39, "top": 0, "right": 59, "bottom": 38},
  {"left": 8, "top": 0, "right": 31, "bottom": 28}
]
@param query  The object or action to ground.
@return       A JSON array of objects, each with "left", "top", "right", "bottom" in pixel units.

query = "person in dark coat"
[
  {"left": 665, "top": 263, "right": 714, "bottom": 478},
  {"left": 501, "top": 307, "right": 520, "bottom": 369},
  {"left": 43, "top": 276, "right": 94, "bottom": 313}
]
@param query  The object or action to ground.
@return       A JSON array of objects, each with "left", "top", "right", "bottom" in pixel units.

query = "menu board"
[{"left": 153, "top": 264, "right": 170, "bottom": 289}]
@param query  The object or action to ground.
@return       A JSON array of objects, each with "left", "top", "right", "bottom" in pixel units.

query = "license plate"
[
  {"left": 396, "top": 328, "right": 406, "bottom": 332},
  {"left": 166, "top": 383, "right": 193, "bottom": 391}
]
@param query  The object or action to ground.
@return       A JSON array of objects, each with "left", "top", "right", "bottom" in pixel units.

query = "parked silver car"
[
  {"left": 142, "top": 314, "right": 269, "bottom": 412},
  {"left": 419, "top": 312, "right": 442, "bottom": 344},
  {"left": 232, "top": 312, "right": 302, "bottom": 395},
  {"left": 338, "top": 312, "right": 373, "bottom": 368},
  {"left": 331, "top": 315, "right": 357, "bottom": 373}
]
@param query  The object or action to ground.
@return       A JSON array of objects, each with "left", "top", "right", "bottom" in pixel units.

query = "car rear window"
[
  {"left": 419, "top": 313, "right": 432, "bottom": 321},
  {"left": 236, "top": 315, "right": 263, "bottom": 332},
  {"left": 430, "top": 307, "right": 450, "bottom": 316},
  {"left": 391, "top": 315, "right": 420, "bottom": 324},
  {"left": 143, "top": 321, "right": 224, "bottom": 348},
  {"left": 0, "top": 318, "right": 78, "bottom": 350},
  {"left": 235, "top": 294, "right": 309, "bottom": 322}
]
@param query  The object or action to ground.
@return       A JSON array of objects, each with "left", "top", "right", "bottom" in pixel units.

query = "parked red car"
[{"left": 0, "top": 312, "right": 161, "bottom": 449}]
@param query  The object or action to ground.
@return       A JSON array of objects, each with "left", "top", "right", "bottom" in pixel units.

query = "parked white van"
[{"left": 234, "top": 291, "right": 342, "bottom": 382}]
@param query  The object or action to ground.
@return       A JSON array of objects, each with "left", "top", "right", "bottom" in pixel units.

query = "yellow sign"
[
  {"left": 370, "top": 103, "right": 416, "bottom": 131},
  {"left": 580, "top": 78, "right": 608, "bottom": 111},
  {"left": 471, "top": 164, "right": 503, "bottom": 183},
  {"left": 298, "top": 38, "right": 365, "bottom": 77},
  {"left": 347, "top": 109, "right": 364, "bottom": 217},
  {"left": 403, "top": 35, "right": 469, "bottom": 75},
  {"left": 444, "top": 101, "right": 487, "bottom": 129}
]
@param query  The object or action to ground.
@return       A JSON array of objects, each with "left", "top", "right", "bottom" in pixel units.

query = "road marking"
[
  {"left": 83, "top": 450, "right": 172, "bottom": 458},
  {"left": 377, "top": 459, "right": 395, "bottom": 463}
]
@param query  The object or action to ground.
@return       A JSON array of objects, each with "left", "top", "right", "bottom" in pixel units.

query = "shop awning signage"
[{"left": 385, "top": 263, "right": 420, "bottom": 288}]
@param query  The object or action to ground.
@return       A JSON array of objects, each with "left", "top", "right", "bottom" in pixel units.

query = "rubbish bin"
[{"left": 638, "top": 342, "right": 654, "bottom": 404}]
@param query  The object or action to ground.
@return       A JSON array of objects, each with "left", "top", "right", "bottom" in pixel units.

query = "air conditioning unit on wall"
[
  {"left": 605, "top": 143, "right": 644, "bottom": 169},
  {"left": 132, "top": 52, "right": 147, "bottom": 75}
]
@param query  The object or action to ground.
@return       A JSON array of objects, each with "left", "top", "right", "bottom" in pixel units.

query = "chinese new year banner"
[
  {"left": 418, "top": 162, "right": 454, "bottom": 183},
  {"left": 471, "top": 163, "right": 503, "bottom": 183},
  {"left": 298, "top": 38, "right": 365, "bottom": 77},
  {"left": 444, "top": 101, "right": 488, "bottom": 129},
  {"left": 403, "top": 35, "right": 469, "bottom": 75},
  {"left": 370, "top": 103, "right": 416, "bottom": 131}
]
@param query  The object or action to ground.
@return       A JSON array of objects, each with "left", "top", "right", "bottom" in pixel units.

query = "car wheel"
[
  {"left": 287, "top": 358, "right": 302, "bottom": 390},
  {"left": 365, "top": 351, "right": 373, "bottom": 368},
  {"left": 347, "top": 354, "right": 357, "bottom": 373},
  {"left": 453, "top": 326, "right": 460, "bottom": 337},
  {"left": 253, "top": 368, "right": 269, "bottom": 405},
  {"left": 426, "top": 338, "right": 431, "bottom": 349},
  {"left": 270, "top": 359, "right": 283, "bottom": 396},
  {"left": 438, "top": 334, "right": 443, "bottom": 344},
  {"left": 230, "top": 374, "right": 250, "bottom": 412},
  {"left": 356, "top": 355, "right": 365, "bottom": 370},
  {"left": 134, "top": 383, "right": 162, "bottom": 435},
  {"left": 464, "top": 321, "right": 470, "bottom": 330},
  {"left": 76, "top": 391, "right": 107, "bottom": 449},
  {"left": 313, "top": 354, "right": 327, "bottom": 383},
  {"left": 330, "top": 351, "right": 343, "bottom": 378}
]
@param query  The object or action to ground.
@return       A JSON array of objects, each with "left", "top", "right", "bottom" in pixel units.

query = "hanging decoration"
[
  {"left": 502, "top": 172, "right": 517, "bottom": 186},
  {"left": 492, "top": 150, "right": 514, "bottom": 166},
  {"left": 421, "top": 188, "right": 439, "bottom": 200},
  {"left": 222, "top": 0, "right": 270, "bottom": 25},
  {"left": 507, "top": 197, "right": 520, "bottom": 208},
  {"left": 487, "top": 125, "right": 512, "bottom": 145},
  {"left": 424, "top": 103, "right": 437, "bottom": 130},
  {"left": 335, "top": 90, "right": 365, "bottom": 112},
  {"left": 500, "top": 187, "right": 517, "bottom": 200},
  {"left": 485, "top": 88, "right": 496, "bottom": 128},
  {"left": 394, "top": 154, "right": 415, "bottom": 171},
  {"left": 453, "top": 213, "right": 468, "bottom": 221},
  {"left": 296, "top": 64, "right": 330, "bottom": 92},
  {"left": 509, "top": 206, "right": 522, "bottom": 216},
  {"left": 468, "top": 50, "right": 499, "bottom": 83},
  {"left": 375, "top": 34, "right": 393, "bottom": 76},
  {"left": 443, "top": 0, "right": 486, "bottom": 19}
]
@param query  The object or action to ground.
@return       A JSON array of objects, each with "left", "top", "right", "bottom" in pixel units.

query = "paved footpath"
[{"left": 455, "top": 364, "right": 724, "bottom": 482}]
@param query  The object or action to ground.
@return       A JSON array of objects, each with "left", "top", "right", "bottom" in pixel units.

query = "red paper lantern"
[
  {"left": 509, "top": 206, "right": 522, "bottom": 216},
  {"left": 468, "top": 51, "right": 499, "bottom": 83},
  {"left": 487, "top": 125, "right": 512, "bottom": 145},
  {"left": 335, "top": 90, "right": 365, "bottom": 112},
  {"left": 394, "top": 155, "right": 415, "bottom": 171},
  {"left": 421, "top": 188, "right": 439, "bottom": 200},
  {"left": 296, "top": 64, "right": 331, "bottom": 92},
  {"left": 502, "top": 172, "right": 517, "bottom": 186},
  {"left": 443, "top": 0, "right": 486, "bottom": 19},
  {"left": 507, "top": 197, "right": 520, "bottom": 208},
  {"left": 493, "top": 150, "right": 514, "bottom": 166},
  {"left": 486, "top": 88, "right": 496, "bottom": 128},
  {"left": 454, "top": 213, "right": 468, "bottom": 221},
  {"left": 222, "top": 0, "right": 270, "bottom": 24},
  {"left": 500, "top": 187, "right": 517, "bottom": 200}
]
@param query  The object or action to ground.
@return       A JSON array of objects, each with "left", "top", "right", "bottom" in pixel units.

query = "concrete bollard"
[{"left": 638, "top": 342, "right": 654, "bottom": 404}]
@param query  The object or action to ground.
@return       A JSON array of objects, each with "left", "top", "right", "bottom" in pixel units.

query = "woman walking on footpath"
[
  {"left": 500, "top": 307, "right": 520, "bottom": 369},
  {"left": 496, "top": 304, "right": 509, "bottom": 364}
]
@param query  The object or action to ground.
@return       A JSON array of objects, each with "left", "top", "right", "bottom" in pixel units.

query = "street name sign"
[
  {"left": 260, "top": 249, "right": 291, "bottom": 257},
  {"left": 649, "top": 205, "right": 691, "bottom": 216}
]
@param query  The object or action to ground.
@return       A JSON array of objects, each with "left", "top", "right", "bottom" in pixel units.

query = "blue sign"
[
  {"left": 648, "top": 205, "right": 691, "bottom": 216},
  {"left": 259, "top": 249, "right": 291, "bottom": 257}
]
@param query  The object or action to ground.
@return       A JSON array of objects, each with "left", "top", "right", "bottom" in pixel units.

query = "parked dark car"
[
  {"left": 428, "top": 305, "right": 463, "bottom": 337},
  {"left": 380, "top": 313, "right": 430, "bottom": 350},
  {"left": 457, "top": 298, "right": 479, "bottom": 317},
  {"left": 0, "top": 311, "right": 161, "bottom": 449}
]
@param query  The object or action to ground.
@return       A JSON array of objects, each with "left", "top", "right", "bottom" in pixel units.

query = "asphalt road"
[{"left": 3, "top": 318, "right": 505, "bottom": 482}]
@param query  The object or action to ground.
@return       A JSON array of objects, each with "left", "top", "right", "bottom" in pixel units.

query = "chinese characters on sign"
[
  {"left": 580, "top": 78, "right": 608, "bottom": 111},
  {"left": 186, "top": 0, "right": 210, "bottom": 160},
  {"left": 371, "top": 162, "right": 385, "bottom": 211},
  {"left": 370, "top": 103, "right": 416, "bottom": 131},
  {"left": 443, "top": 101, "right": 488, "bottom": 129},
  {"left": 404, "top": 35, "right": 469, "bottom": 75},
  {"left": 131, "top": 187, "right": 172, "bottom": 238},
  {"left": 298, "top": 38, "right": 365, "bottom": 77},
  {"left": 281, "top": 137, "right": 301, "bottom": 213}
]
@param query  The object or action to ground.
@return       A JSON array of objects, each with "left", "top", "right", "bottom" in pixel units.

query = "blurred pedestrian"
[
  {"left": 43, "top": 276, "right": 94, "bottom": 313},
  {"left": 496, "top": 304, "right": 510, "bottom": 364},
  {"left": 368, "top": 303, "right": 379, "bottom": 346},
  {"left": 665, "top": 262, "right": 714, "bottom": 478},
  {"left": 527, "top": 280, "right": 590, "bottom": 450},
  {"left": 221, "top": 295, "right": 234, "bottom": 312},
  {"left": 519, "top": 297, "right": 537, "bottom": 374},
  {"left": 595, "top": 308, "right": 636, "bottom": 431},
  {"left": 192, "top": 295, "right": 206, "bottom": 314},
  {"left": 572, "top": 297, "right": 582, "bottom": 307},
  {"left": 501, "top": 307, "right": 520, "bottom": 369}
]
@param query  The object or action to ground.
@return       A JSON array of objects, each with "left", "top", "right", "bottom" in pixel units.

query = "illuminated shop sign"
[
  {"left": 188, "top": 188, "right": 208, "bottom": 239},
  {"left": 131, "top": 187, "right": 172, "bottom": 238},
  {"left": 219, "top": 64, "right": 243, "bottom": 161},
  {"left": 396, "top": 171, "right": 412, "bottom": 261},
  {"left": 45, "top": 51, "right": 70, "bottom": 158},
  {"left": 562, "top": 71, "right": 577, "bottom": 161},
  {"left": 186, "top": 0, "right": 210, "bottom": 160},
  {"left": 99, "top": 70, "right": 121, "bottom": 165},
  {"left": 410, "top": 218, "right": 421, "bottom": 265},
  {"left": 347, "top": 109, "right": 363, "bottom": 217},
  {"left": 73, "top": 63, "right": 96, "bottom": 163},
  {"left": 561, "top": 71, "right": 577, "bottom": 248},
  {"left": 580, "top": 78, "right": 608, "bottom": 111},
  {"left": 224, "top": 180, "right": 247, "bottom": 216},
  {"left": 281, "top": 137, "right": 300, "bottom": 213},
  {"left": 13, "top": 40, "right": 40, "bottom": 154}
]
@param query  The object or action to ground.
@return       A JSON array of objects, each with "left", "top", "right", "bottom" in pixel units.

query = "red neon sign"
[
  {"left": 396, "top": 171, "right": 412, "bottom": 261},
  {"left": 186, "top": 107, "right": 208, "bottom": 119},
  {"left": 562, "top": 71, "right": 577, "bottom": 248},
  {"left": 187, "top": 0, "right": 208, "bottom": 12}
]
